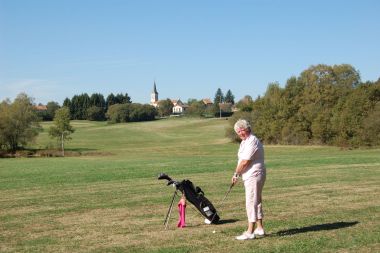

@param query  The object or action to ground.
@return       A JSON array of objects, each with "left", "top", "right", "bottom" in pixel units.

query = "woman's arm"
[
  {"left": 232, "top": 159, "right": 252, "bottom": 184},
  {"left": 236, "top": 159, "right": 251, "bottom": 175}
]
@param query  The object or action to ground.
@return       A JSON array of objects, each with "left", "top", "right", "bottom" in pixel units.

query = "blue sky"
[{"left": 1, "top": 0, "right": 379, "bottom": 105}]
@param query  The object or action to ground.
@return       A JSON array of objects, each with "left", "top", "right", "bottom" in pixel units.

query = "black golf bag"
[{"left": 158, "top": 173, "right": 220, "bottom": 224}]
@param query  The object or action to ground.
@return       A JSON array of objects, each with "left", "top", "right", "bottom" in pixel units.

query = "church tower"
[{"left": 150, "top": 81, "right": 158, "bottom": 106}]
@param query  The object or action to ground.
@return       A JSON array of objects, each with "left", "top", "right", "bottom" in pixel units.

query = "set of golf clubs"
[{"left": 162, "top": 179, "right": 235, "bottom": 229}]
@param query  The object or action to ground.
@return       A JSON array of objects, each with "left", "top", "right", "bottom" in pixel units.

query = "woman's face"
[{"left": 236, "top": 127, "right": 250, "bottom": 140}]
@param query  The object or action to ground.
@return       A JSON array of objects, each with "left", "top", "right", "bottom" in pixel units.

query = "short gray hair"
[{"left": 234, "top": 119, "right": 251, "bottom": 133}]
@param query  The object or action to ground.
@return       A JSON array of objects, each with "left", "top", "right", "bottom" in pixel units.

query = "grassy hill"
[{"left": 0, "top": 118, "right": 379, "bottom": 252}]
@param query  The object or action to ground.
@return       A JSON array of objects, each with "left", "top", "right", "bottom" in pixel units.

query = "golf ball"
[{"left": 213, "top": 230, "right": 216, "bottom": 233}]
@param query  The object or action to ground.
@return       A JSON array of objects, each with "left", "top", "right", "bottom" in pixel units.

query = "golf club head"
[
  {"left": 167, "top": 180, "right": 176, "bottom": 186},
  {"left": 158, "top": 173, "right": 172, "bottom": 182},
  {"left": 195, "top": 186, "right": 204, "bottom": 196}
]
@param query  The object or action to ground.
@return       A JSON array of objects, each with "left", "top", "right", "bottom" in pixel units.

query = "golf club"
[
  {"left": 221, "top": 182, "right": 234, "bottom": 203},
  {"left": 158, "top": 173, "right": 220, "bottom": 227},
  {"left": 207, "top": 182, "right": 235, "bottom": 224}
]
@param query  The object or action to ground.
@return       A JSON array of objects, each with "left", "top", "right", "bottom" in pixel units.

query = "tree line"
[
  {"left": 184, "top": 88, "right": 235, "bottom": 117},
  {"left": 228, "top": 64, "right": 380, "bottom": 147},
  {"left": 0, "top": 92, "right": 153, "bottom": 153},
  {"left": 63, "top": 92, "right": 132, "bottom": 120},
  {"left": 61, "top": 89, "right": 236, "bottom": 120},
  {"left": 42, "top": 92, "right": 158, "bottom": 123},
  {"left": 0, "top": 87, "right": 236, "bottom": 152},
  {"left": 0, "top": 93, "right": 74, "bottom": 154},
  {"left": 1, "top": 63, "right": 379, "bottom": 152}
]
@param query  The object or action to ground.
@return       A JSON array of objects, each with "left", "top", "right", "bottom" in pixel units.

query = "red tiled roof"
[
  {"left": 202, "top": 98, "right": 213, "bottom": 105},
  {"left": 35, "top": 105, "right": 47, "bottom": 111}
]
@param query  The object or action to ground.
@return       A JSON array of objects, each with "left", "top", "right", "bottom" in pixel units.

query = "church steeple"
[
  {"left": 151, "top": 81, "right": 158, "bottom": 105},
  {"left": 152, "top": 81, "right": 158, "bottom": 94}
]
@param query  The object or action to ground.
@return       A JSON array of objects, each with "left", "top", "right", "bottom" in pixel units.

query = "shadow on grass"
[
  {"left": 217, "top": 219, "right": 239, "bottom": 225},
  {"left": 64, "top": 148, "right": 97, "bottom": 152},
  {"left": 274, "top": 221, "right": 359, "bottom": 236},
  {"left": 177, "top": 219, "right": 239, "bottom": 228},
  {"left": 0, "top": 147, "right": 117, "bottom": 158}
]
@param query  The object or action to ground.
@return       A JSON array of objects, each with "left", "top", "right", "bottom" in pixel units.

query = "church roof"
[{"left": 152, "top": 82, "right": 158, "bottom": 94}]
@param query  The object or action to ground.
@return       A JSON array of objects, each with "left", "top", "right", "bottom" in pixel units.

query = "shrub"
[{"left": 106, "top": 103, "right": 157, "bottom": 123}]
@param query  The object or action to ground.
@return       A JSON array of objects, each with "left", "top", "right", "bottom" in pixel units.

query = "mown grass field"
[{"left": 0, "top": 118, "right": 379, "bottom": 253}]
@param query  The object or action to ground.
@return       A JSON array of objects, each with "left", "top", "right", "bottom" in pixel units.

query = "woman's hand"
[{"left": 232, "top": 172, "right": 239, "bottom": 185}]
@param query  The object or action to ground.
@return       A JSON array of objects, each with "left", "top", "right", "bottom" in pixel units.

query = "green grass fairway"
[{"left": 1, "top": 118, "right": 379, "bottom": 252}]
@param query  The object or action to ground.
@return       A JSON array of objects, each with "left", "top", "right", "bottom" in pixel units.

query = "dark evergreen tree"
[
  {"left": 106, "top": 93, "right": 117, "bottom": 108},
  {"left": 90, "top": 93, "right": 106, "bottom": 108},
  {"left": 63, "top": 98, "right": 71, "bottom": 108},
  {"left": 115, "top": 93, "right": 131, "bottom": 104},
  {"left": 213, "top": 88, "right": 224, "bottom": 104},
  {"left": 224, "top": 89, "right": 235, "bottom": 104}
]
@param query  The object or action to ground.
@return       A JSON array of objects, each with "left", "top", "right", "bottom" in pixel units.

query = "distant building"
[
  {"left": 150, "top": 82, "right": 189, "bottom": 114},
  {"left": 202, "top": 98, "right": 213, "bottom": 108},
  {"left": 150, "top": 81, "right": 159, "bottom": 107},
  {"left": 35, "top": 104, "right": 47, "bottom": 111},
  {"left": 172, "top": 99, "right": 189, "bottom": 114}
]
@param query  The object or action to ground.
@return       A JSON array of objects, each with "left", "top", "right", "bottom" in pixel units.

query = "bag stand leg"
[{"left": 164, "top": 190, "right": 177, "bottom": 230}]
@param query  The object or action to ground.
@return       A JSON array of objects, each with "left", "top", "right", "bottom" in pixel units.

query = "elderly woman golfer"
[{"left": 232, "top": 119, "right": 266, "bottom": 240}]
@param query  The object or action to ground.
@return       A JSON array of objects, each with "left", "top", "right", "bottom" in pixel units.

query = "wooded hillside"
[{"left": 229, "top": 64, "right": 380, "bottom": 147}]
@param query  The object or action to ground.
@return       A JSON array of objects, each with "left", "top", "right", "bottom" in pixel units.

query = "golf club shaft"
[
  {"left": 209, "top": 183, "right": 234, "bottom": 223},
  {"left": 221, "top": 183, "right": 234, "bottom": 202}
]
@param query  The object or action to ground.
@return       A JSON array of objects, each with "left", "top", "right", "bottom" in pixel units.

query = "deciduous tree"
[
  {"left": 49, "top": 107, "right": 75, "bottom": 156},
  {"left": 158, "top": 99, "right": 173, "bottom": 117},
  {"left": 0, "top": 93, "right": 41, "bottom": 152}
]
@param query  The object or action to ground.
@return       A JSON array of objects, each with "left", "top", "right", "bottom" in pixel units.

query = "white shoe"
[
  {"left": 253, "top": 228, "right": 265, "bottom": 236},
  {"left": 236, "top": 232, "right": 255, "bottom": 240}
]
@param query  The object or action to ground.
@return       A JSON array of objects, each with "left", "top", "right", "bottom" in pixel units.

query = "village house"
[
  {"left": 150, "top": 82, "right": 211, "bottom": 115},
  {"left": 202, "top": 98, "right": 213, "bottom": 108},
  {"left": 171, "top": 99, "right": 189, "bottom": 114},
  {"left": 35, "top": 104, "right": 47, "bottom": 111}
]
